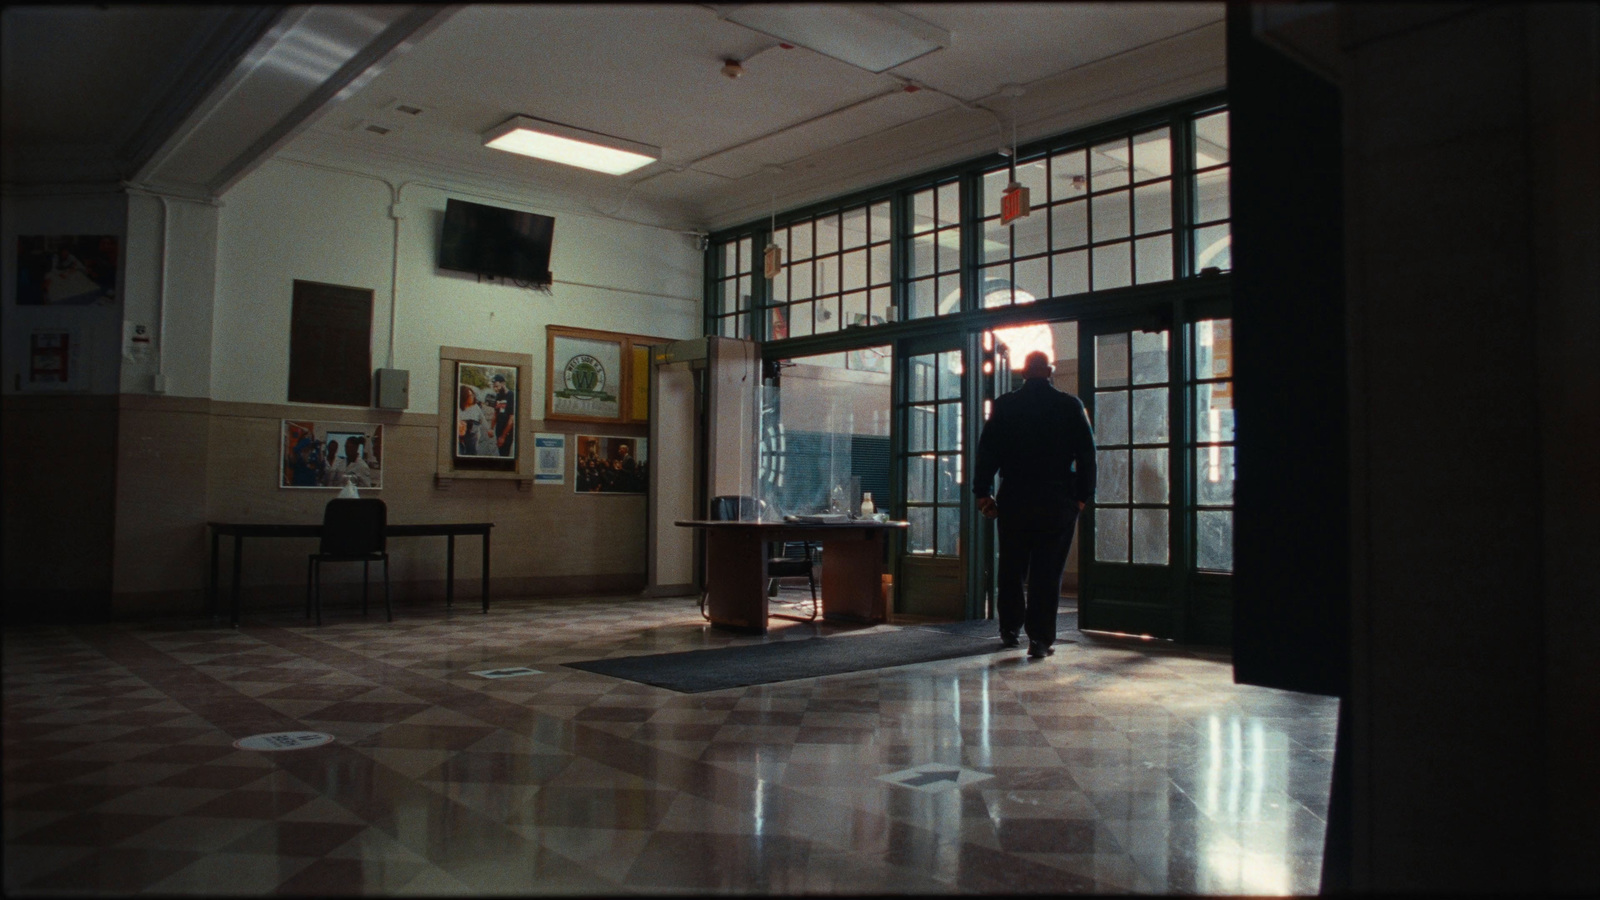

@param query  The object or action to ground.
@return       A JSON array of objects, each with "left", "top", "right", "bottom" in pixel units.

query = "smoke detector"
[{"left": 722, "top": 59, "right": 744, "bottom": 79}]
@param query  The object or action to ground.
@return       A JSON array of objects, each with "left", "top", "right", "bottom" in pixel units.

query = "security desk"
[
  {"left": 207, "top": 521, "right": 493, "bottom": 627},
  {"left": 674, "top": 519, "right": 907, "bottom": 633}
]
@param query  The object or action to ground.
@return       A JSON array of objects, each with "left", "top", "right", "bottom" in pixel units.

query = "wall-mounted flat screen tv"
[{"left": 438, "top": 198, "right": 554, "bottom": 287}]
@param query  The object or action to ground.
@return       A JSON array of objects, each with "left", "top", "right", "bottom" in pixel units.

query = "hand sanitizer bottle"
[{"left": 860, "top": 492, "right": 875, "bottom": 517}]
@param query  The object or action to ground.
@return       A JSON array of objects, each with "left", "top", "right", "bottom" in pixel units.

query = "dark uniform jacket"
[{"left": 972, "top": 378, "right": 1097, "bottom": 532}]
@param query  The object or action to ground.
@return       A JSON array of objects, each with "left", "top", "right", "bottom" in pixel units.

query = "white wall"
[
  {"left": 120, "top": 192, "right": 219, "bottom": 397},
  {"left": 0, "top": 191, "right": 128, "bottom": 396},
  {"left": 214, "top": 160, "right": 702, "bottom": 411}
]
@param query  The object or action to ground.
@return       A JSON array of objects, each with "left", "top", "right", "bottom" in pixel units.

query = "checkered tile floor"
[{"left": 3, "top": 594, "right": 1337, "bottom": 895}]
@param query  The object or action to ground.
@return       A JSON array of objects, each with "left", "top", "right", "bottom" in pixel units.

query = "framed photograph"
[
  {"left": 574, "top": 435, "right": 647, "bottom": 494},
  {"left": 16, "top": 235, "right": 119, "bottom": 305},
  {"left": 281, "top": 420, "right": 384, "bottom": 489},
  {"left": 453, "top": 361, "right": 519, "bottom": 461},
  {"left": 545, "top": 325, "right": 667, "bottom": 425}
]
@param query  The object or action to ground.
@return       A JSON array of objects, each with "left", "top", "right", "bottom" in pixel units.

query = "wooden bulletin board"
[{"left": 545, "top": 325, "right": 667, "bottom": 425}]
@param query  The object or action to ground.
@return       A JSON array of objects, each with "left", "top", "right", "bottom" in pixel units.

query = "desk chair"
[
  {"left": 766, "top": 540, "right": 819, "bottom": 622},
  {"left": 307, "top": 498, "right": 390, "bottom": 626}
]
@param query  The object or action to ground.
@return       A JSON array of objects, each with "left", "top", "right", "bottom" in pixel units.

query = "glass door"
[
  {"left": 1078, "top": 317, "right": 1180, "bottom": 638},
  {"left": 894, "top": 339, "right": 965, "bottom": 619}
]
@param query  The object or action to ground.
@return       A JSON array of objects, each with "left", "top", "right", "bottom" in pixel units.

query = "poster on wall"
[
  {"left": 453, "top": 361, "right": 518, "bottom": 461},
  {"left": 549, "top": 332, "right": 622, "bottom": 421},
  {"left": 574, "top": 435, "right": 647, "bottom": 494},
  {"left": 15, "top": 235, "right": 119, "bottom": 305},
  {"left": 533, "top": 433, "right": 566, "bottom": 484},
  {"left": 281, "top": 421, "right": 384, "bottom": 489},
  {"left": 26, "top": 329, "right": 86, "bottom": 391}
]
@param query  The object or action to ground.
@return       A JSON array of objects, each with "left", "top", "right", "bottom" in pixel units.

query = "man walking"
[{"left": 972, "top": 350, "right": 1096, "bottom": 659}]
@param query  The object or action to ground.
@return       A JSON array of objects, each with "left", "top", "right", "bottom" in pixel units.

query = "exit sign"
[{"left": 1000, "top": 183, "right": 1031, "bottom": 225}]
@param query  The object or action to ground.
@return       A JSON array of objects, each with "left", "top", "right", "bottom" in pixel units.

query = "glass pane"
[
  {"left": 907, "top": 455, "right": 933, "bottom": 503},
  {"left": 1096, "top": 448, "right": 1129, "bottom": 504},
  {"left": 1132, "top": 127, "right": 1172, "bottom": 181},
  {"left": 1092, "top": 190, "right": 1131, "bottom": 242},
  {"left": 816, "top": 256, "right": 838, "bottom": 295},
  {"left": 1194, "top": 110, "right": 1230, "bottom": 167},
  {"left": 716, "top": 278, "right": 733, "bottom": 314},
  {"left": 1135, "top": 234, "right": 1173, "bottom": 284},
  {"left": 1193, "top": 383, "right": 1236, "bottom": 442},
  {"left": 1196, "top": 445, "right": 1236, "bottom": 506},
  {"left": 1092, "top": 242, "right": 1132, "bottom": 291},
  {"left": 1196, "top": 168, "right": 1231, "bottom": 223},
  {"left": 841, "top": 248, "right": 867, "bottom": 291},
  {"left": 1014, "top": 256, "right": 1047, "bottom": 304},
  {"left": 841, "top": 207, "right": 867, "bottom": 249},
  {"left": 937, "top": 181, "right": 960, "bottom": 226},
  {"left": 1091, "top": 138, "right": 1129, "bottom": 190},
  {"left": 936, "top": 274, "right": 961, "bottom": 315},
  {"left": 909, "top": 355, "right": 937, "bottom": 402},
  {"left": 721, "top": 242, "right": 736, "bottom": 276},
  {"left": 1132, "top": 387, "right": 1169, "bottom": 443},
  {"left": 719, "top": 316, "right": 739, "bottom": 338},
  {"left": 982, "top": 168, "right": 1009, "bottom": 218},
  {"left": 1016, "top": 159, "right": 1047, "bottom": 199},
  {"left": 936, "top": 505, "right": 961, "bottom": 558},
  {"left": 736, "top": 275, "right": 751, "bottom": 310},
  {"left": 1193, "top": 319, "right": 1233, "bottom": 378},
  {"left": 908, "top": 277, "right": 936, "bottom": 319},
  {"left": 1052, "top": 250, "right": 1089, "bottom": 298},
  {"left": 1132, "top": 329, "right": 1169, "bottom": 385},
  {"left": 937, "top": 227, "right": 961, "bottom": 273},
  {"left": 937, "top": 351, "right": 961, "bottom": 401},
  {"left": 869, "top": 244, "right": 891, "bottom": 286},
  {"left": 1095, "top": 333, "right": 1129, "bottom": 388},
  {"left": 1051, "top": 199, "right": 1088, "bottom": 250},
  {"left": 1194, "top": 223, "right": 1231, "bottom": 272},
  {"left": 738, "top": 237, "right": 753, "bottom": 271},
  {"left": 1051, "top": 148, "right": 1088, "bottom": 201},
  {"left": 816, "top": 215, "right": 838, "bottom": 255},
  {"left": 1133, "top": 182, "right": 1172, "bottom": 235},
  {"left": 980, "top": 264, "right": 1011, "bottom": 306},
  {"left": 1096, "top": 507, "right": 1130, "bottom": 563},
  {"left": 912, "top": 189, "right": 936, "bottom": 233},
  {"left": 870, "top": 201, "right": 891, "bottom": 241},
  {"left": 791, "top": 222, "right": 812, "bottom": 260},
  {"left": 1132, "top": 448, "right": 1169, "bottom": 504},
  {"left": 814, "top": 295, "right": 839, "bottom": 333},
  {"left": 909, "top": 506, "right": 934, "bottom": 555},
  {"left": 791, "top": 259, "right": 813, "bottom": 300},
  {"left": 936, "top": 453, "right": 962, "bottom": 502},
  {"left": 983, "top": 218, "right": 1010, "bottom": 263},
  {"left": 768, "top": 306, "right": 790, "bottom": 340},
  {"left": 910, "top": 232, "right": 936, "bottom": 278},
  {"left": 907, "top": 405, "right": 933, "bottom": 452},
  {"left": 1013, "top": 209, "right": 1047, "bottom": 258},
  {"left": 842, "top": 290, "right": 868, "bottom": 329},
  {"left": 1132, "top": 508, "right": 1170, "bottom": 565},
  {"left": 870, "top": 287, "right": 892, "bottom": 322},
  {"left": 1196, "top": 509, "right": 1234, "bottom": 571},
  {"left": 1095, "top": 391, "right": 1129, "bottom": 445},
  {"left": 771, "top": 269, "right": 788, "bottom": 302},
  {"left": 936, "top": 403, "right": 962, "bottom": 452},
  {"left": 789, "top": 301, "right": 813, "bottom": 338}
]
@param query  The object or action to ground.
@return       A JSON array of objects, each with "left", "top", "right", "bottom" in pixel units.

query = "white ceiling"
[{"left": 2, "top": 3, "right": 1225, "bottom": 232}]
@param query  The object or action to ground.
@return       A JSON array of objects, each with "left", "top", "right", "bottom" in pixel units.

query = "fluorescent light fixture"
[
  {"left": 483, "top": 116, "right": 659, "bottom": 175},
  {"left": 722, "top": 4, "right": 950, "bottom": 73}
]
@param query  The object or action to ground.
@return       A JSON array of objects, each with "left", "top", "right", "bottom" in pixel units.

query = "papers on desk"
[{"left": 785, "top": 514, "right": 852, "bottom": 524}]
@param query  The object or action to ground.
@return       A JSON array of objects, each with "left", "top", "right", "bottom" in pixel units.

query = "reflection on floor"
[{"left": 2, "top": 594, "right": 1337, "bottom": 895}]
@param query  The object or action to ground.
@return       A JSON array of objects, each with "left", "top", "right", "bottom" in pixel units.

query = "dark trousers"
[{"left": 996, "top": 509, "right": 1079, "bottom": 647}]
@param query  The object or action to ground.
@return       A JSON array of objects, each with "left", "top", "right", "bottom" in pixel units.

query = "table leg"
[
  {"left": 231, "top": 534, "right": 244, "bottom": 628},
  {"left": 481, "top": 530, "right": 490, "bottom": 613},
  {"left": 446, "top": 534, "right": 456, "bottom": 608},
  {"left": 208, "top": 528, "right": 220, "bottom": 620}
]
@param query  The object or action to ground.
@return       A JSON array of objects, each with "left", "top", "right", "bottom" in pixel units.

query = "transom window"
[
  {"left": 767, "top": 201, "right": 892, "bottom": 340},
  {"left": 712, "top": 236, "right": 753, "bottom": 339},
  {"left": 1191, "top": 109, "right": 1231, "bottom": 274},
  {"left": 904, "top": 180, "right": 962, "bottom": 320}
]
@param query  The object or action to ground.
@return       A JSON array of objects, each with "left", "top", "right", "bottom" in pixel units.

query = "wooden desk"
[
  {"left": 675, "top": 519, "right": 907, "bottom": 633},
  {"left": 207, "top": 521, "right": 493, "bottom": 627}
]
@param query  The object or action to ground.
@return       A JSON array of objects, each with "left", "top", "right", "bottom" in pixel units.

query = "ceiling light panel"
[
  {"left": 723, "top": 4, "right": 950, "bottom": 73},
  {"left": 483, "top": 116, "right": 659, "bottom": 175}
]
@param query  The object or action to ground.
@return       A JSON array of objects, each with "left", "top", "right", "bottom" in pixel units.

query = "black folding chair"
[
  {"left": 307, "top": 498, "right": 390, "bottom": 626},
  {"left": 766, "top": 540, "right": 819, "bottom": 622}
]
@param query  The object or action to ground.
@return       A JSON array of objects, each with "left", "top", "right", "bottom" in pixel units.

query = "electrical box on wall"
[{"left": 376, "top": 368, "right": 410, "bottom": 409}]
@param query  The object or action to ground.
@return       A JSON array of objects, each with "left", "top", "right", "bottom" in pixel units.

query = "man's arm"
[
  {"left": 972, "top": 403, "right": 1005, "bottom": 518},
  {"left": 1069, "top": 395, "right": 1096, "bottom": 509}
]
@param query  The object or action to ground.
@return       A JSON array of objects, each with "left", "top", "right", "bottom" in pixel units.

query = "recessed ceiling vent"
[
  {"left": 352, "top": 120, "right": 403, "bottom": 137},
  {"left": 386, "top": 100, "right": 427, "bottom": 117}
]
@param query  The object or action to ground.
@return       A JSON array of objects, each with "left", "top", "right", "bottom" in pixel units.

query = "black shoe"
[
  {"left": 1028, "top": 642, "right": 1055, "bottom": 659},
  {"left": 1000, "top": 631, "right": 1020, "bottom": 648}
]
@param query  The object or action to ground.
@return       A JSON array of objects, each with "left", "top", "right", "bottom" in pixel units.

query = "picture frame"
[
  {"left": 452, "top": 361, "right": 519, "bottom": 462},
  {"left": 574, "top": 435, "right": 647, "bottom": 494},
  {"left": 16, "top": 235, "right": 119, "bottom": 305},
  {"left": 545, "top": 325, "right": 667, "bottom": 425},
  {"left": 435, "top": 347, "right": 532, "bottom": 486},
  {"left": 281, "top": 420, "right": 384, "bottom": 489}
]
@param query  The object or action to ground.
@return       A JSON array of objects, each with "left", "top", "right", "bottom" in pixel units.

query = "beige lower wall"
[{"left": 18, "top": 393, "right": 654, "bottom": 619}]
